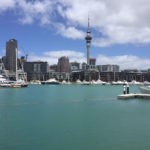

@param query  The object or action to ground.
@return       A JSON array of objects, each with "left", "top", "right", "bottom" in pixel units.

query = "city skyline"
[{"left": 0, "top": 0, "right": 150, "bottom": 69}]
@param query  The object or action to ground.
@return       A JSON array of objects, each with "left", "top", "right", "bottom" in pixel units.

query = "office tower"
[
  {"left": 57, "top": 56, "right": 70, "bottom": 73},
  {"left": 6, "top": 39, "right": 18, "bottom": 72}
]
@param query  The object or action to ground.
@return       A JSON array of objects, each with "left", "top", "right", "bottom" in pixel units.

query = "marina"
[
  {"left": 0, "top": 1, "right": 150, "bottom": 149},
  {"left": 1, "top": 85, "right": 150, "bottom": 150}
]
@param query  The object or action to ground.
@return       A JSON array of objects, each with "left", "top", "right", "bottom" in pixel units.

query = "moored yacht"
[
  {"left": 76, "top": 79, "right": 83, "bottom": 84},
  {"left": 61, "top": 80, "right": 71, "bottom": 85},
  {"left": 97, "top": 79, "right": 107, "bottom": 85},
  {"left": 82, "top": 80, "right": 90, "bottom": 85},
  {"left": 15, "top": 79, "right": 28, "bottom": 87},
  {"left": 143, "top": 81, "right": 150, "bottom": 85},
  {"left": 0, "top": 75, "right": 7, "bottom": 83},
  {"left": 111, "top": 80, "right": 126, "bottom": 85},
  {"left": 30, "top": 80, "right": 41, "bottom": 85},
  {"left": 129, "top": 80, "right": 142, "bottom": 85},
  {"left": 139, "top": 86, "right": 150, "bottom": 94},
  {"left": 0, "top": 75, "right": 14, "bottom": 87},
  {"left": 41, "top": 78, "right": 60, "bottom": 85}
]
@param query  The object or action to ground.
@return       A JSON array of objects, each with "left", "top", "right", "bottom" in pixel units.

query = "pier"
[{"left": 117, "top": 93, "right": 150, "bottom": 99}]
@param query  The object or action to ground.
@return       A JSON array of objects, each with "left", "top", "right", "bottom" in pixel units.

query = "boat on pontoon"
[
  {"left": 76, "top": 79, "right": 83, "bottom": 84},
  {"left": 82, "top": 80, "right": 91, "bottom": 85},
  {"left": 41, "top": 78, "right": 60, "bottom": 85}
]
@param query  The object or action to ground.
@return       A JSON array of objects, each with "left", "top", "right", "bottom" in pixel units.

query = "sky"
[{"left": 0, "top": 0, "right": 150, "bottom": 70}]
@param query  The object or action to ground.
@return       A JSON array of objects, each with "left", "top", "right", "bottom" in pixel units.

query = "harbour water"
[{"left": 1, "top": 85, "right": 150, "bottom": 150}]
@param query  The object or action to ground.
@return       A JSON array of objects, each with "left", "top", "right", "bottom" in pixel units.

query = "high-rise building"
[
  {"left": 57, "top": 56, "right": 70, "bottom": 73},
  {"left": 85, "top": 17, "right": 92, "bottom": 65},
  {"left": 6, "top": 39, "right": 18, "bottom": 72}
]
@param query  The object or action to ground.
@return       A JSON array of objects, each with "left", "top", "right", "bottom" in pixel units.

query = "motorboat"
[
  {"left": 129, "top": 80, "right": 142, "bottom": 85},
  {"left": 0, "top": 75, "right": 14, "bottom": 87},
  {"left": 61, "top": 80, "right": 71, "bottom": 85},
  {"left": 111, "top": 80, "right": 126, "bottom": 85},
  {"left": 143, "top": 81, "right": 150, "bottom": 86},
  {"left": 30, "top": 80, "right": 41, "bottom": 85},
  {"left": 82, "top": 80, "right": 91, "bottom": 85},
  {"left": 91, "top": 80, "right": 98, "bottom": 85},
  {"left": 15, "top": 79, "right": 28, "bottom": 87},
  {"left": 97, "top": 79, "right": 107, "bottom": 85},
  {"left": 41, "top": 78, "right": 60, "bottom": 85},
  {"left": 139, "top": 86, "right": 150, "bottom": 94},
  {"left": 0, "top": 75, "right": 7, "bottom": 83},
  {"left": 76, "top": 79, "right": 83, "bottom": 84}
]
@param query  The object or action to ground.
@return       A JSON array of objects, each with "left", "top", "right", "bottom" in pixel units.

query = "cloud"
[
  {"left": 97, "top": 55, "right": 150, "bottom": 70},
  {"left": 1, "top": 0, "right": 150, "bottom": 46},
  {"left": 16, "top": 0, "right": 56, "bottom": 25},
  {"left": 0, "top": 0, "right": 16, "bottom": 12},
  {"left": 28, "top": 50, "right": 86, "bottom": 65},
  {"left": 59, "top": 0, "right": 150, "bottom": 46},
  {"left": 28, "top": 50, "right": 150, "bottom": 70},
  {"left": 55, "top": 23, "right": 85, "bottom": 40}
]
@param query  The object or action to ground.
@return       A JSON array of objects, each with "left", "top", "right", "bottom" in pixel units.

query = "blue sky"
[{"left": 0, "top": 0, "right": 150, "bottom": 70}]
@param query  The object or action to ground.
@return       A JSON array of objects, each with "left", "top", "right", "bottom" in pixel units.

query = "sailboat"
[
  {"left": 12, "top": 48, "right": 28, "bottom": 88},
  {"left": 0, "top": 48, "right": 28, "bottom": 88}
]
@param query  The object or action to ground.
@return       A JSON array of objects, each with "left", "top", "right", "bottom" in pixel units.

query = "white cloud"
[
  {"left": 0, "top": 0, "right": 16, "bottom": 12},
  {"left": 28, "top": 50, "right": 86, "bottom": 65},
  {"left": 28, "top": 50, "right": 150, "bottom": 70},
  {"left": 58, "top": 0, "right": 150, "bottom": 46},
  {"left": 17, "top": 0, "right": 55, "bottom": 25},
  {"left": 1, "top": 0, "right": 150, "bottom": 46},
  {"left": 97, "top": 55, "right": 150, "bottom": 70},
  {"left": 55, "top": 23, "right": 85, "bottom": 40}
]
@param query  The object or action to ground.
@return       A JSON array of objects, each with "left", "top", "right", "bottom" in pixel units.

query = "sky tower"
[{"left": 85, "top": 17, "right": 92, "bottom": 65}]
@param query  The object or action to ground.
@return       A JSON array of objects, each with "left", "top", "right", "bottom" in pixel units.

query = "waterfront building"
[
  {"left": 100, "top": 72, "right": 120, "bottom": 82},
  {"left": 50, "top": 64, "right": 57, "bottom": 72},
  {"left": 71, "top": 69, "right": 99, "bottom": 82},
  {"left": 99, "top": 69, "right": 150, "bottom": 82},
  {"left": 6, "top": 39, "right": 18, "bottom": 72},
  {"left": 24, "top": 61, "right": 49, "bottom": 81},
  {"left": 70, "top": 62, "right": 81, "bottom": 71},
  {"left": 89, "top": 58, "right": 96, "bottom": 69},
  {"left": 84, "top": 69, "right": 99, "bottom": 81},
  {"left": 97, "top": 65, "right": 120, "bottom": 72},
  {"left": 82, "top": 62, "right": 88, "bottom": 70},
  {"left": 85, "top": 17, "right": 92, "bottom": 65},
  {"left": 71, "top": 70, "right": 85, "bottom": 81},
  {"left": 119, "top": 70, "right": 146, "bottom": 82},
  {"left": 57, "top": 56, "right": 70, "bottom": 73},
  {"left": 123, "top": 69, "right": 138, "bottom": 73},
  {"left": 89, "top": 58, "right": 96, "bottom": 66}
]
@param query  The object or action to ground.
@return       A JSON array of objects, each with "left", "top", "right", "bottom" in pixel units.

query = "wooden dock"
[{"left": 117, "top": 93, "right": 150, "bottom": 99}]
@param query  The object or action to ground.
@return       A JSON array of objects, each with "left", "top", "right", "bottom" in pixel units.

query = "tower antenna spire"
[{"left": 88, "top": 14, "right": 90, "bottom": 32}]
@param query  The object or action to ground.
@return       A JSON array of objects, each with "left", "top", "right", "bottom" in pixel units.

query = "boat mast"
[{"left": 16, "top": 48, "right": 18, "bottom": 81}]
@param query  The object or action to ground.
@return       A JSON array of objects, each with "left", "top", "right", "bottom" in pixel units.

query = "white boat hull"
[{"left": 139, "top": 86, "right": 150, "bottom": 94}]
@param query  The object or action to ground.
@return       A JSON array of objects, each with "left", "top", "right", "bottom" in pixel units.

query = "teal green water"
[{"left": 0, "top": 85, "right": 150, "bottom": 150}]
